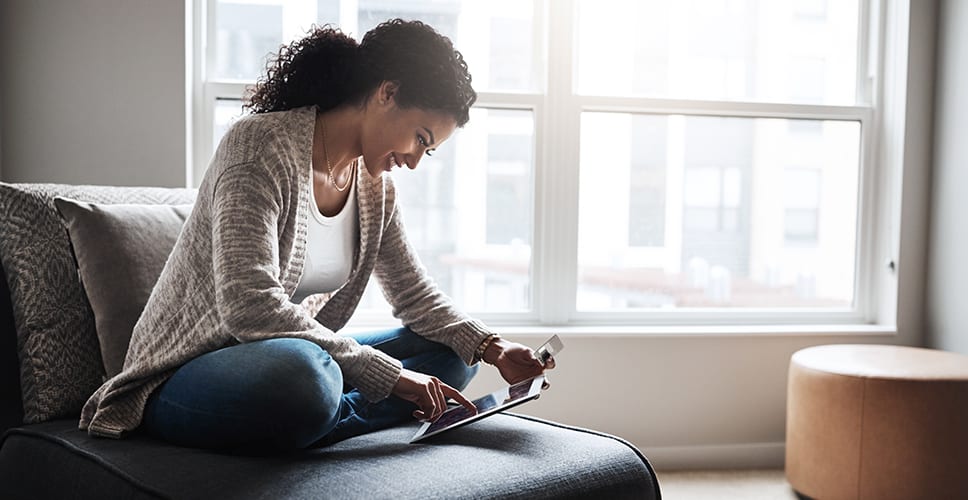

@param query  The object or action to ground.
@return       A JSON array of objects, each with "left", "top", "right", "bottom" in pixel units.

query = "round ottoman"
[{"left": 785, "top": 344, "right": 968, "bottom": 500}]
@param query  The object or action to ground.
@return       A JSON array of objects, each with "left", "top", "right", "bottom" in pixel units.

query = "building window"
[
  {"left": 194, "top": 0, "right": 877, "bottom": 326},
  {"left": 784, "top": 167, "right": 822, "bottom": 245}
]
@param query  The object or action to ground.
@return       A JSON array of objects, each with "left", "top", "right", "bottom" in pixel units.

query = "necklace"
[{"left": 320, "top": 117, "right": 352, "bottom": 192}]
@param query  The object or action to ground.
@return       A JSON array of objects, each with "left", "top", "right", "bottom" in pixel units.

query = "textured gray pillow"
[
  {"left": 54, "top": 198, "right": 193, "bottom": 378},
  {"left": 0, "top": 182, "right": 195, "bottom": 423}
]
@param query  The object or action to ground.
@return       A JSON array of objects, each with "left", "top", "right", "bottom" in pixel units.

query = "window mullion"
[
  {"left": 856, "top": 0, "right": 873, "bottom": 105},
  {"left": 579, "top": 96, "right": 871, "bottom": 121},
  {"left": 474, "top": 92, "right": 543, "bottom": 109},
  {"left": 855, "top": 106, "right": 876, "bottom": 323},
  {"left": 206, "top": 81, "right": 250, "bottom": 97},
  {"left": 535, "top": 0, "right": 579, "bottom": 325}
]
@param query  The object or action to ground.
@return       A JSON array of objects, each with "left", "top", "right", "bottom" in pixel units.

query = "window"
[
  {"left": 194, "top": 0, "right": 877, "bottom": 326},
  {"left": 784, "top": 167, "right": 822, "bottom": 245}
]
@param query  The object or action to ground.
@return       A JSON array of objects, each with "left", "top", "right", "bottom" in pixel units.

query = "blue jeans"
[{"left": 141, "top": 327, "right": 478, "bottom": 452}]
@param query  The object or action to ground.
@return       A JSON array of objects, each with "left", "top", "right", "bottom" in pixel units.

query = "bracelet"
[{"left": 475, "top": 334, "right": 500, "bottom": 364}]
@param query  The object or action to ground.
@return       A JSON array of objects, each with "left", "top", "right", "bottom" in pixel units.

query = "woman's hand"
[
  {"left": 483, "top": 338, "right": 555, "bottom": 386},
  {"left": 392, "top": 368, "right": 477, "bottom": 421}
]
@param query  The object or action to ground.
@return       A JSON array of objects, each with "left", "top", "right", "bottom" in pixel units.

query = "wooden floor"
[{"left": 656, "top": 469, "right": 801, "bottom": 499}]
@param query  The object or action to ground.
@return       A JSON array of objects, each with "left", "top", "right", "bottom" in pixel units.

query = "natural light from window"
[{"left": 201, "top": 0, "right": 870, "bottom": 323}]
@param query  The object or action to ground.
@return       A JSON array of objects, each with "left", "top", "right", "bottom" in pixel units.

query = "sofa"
[{"left": 0, "top": 181, "right": 660, "bottom": 499}]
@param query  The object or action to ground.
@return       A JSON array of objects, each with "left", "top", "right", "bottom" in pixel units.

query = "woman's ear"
[{"left": 380, "top": 80, "right": 400, "bottom": 105}]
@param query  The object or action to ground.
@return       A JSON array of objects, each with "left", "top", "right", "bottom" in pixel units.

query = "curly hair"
[{"left": 245, "top": 19, "right": 477, "bottom": 127}]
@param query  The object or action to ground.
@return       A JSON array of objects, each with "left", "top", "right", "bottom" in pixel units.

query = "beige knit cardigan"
[{"left": 79, "top": 106, "right": 493, "bottom": 438}]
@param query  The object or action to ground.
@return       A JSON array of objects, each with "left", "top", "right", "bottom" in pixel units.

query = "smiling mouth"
[{"left": 387, "top": 153, "right": 403, "bottom": 171}]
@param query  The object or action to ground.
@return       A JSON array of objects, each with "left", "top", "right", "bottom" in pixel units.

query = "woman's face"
[{"left": 360, "top": 83, "right": 458, "bottom": 178}]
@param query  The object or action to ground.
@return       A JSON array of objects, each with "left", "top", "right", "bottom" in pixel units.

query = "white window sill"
[
  {"left": 342, "top": 323, "right": 897, "bottom": 339},
  {"left": 491, "top": 324, "right": 897, "bottom": 339}
]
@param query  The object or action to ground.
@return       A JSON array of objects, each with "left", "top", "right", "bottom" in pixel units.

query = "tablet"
[{"left": 409, "top": 375, "right": 545, "bottom": 443}]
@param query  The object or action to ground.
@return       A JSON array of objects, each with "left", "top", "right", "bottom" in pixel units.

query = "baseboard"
[{"left": 639, "top": 441, "right": 786, "bottom": 471}]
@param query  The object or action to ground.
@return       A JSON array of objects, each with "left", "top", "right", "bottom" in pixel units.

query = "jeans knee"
[
  {"left": 435, "top": 352, "right": 479, "bottom": 391},
  {"left": 263, "top": 339, "right": 343, "bottom": 447}
]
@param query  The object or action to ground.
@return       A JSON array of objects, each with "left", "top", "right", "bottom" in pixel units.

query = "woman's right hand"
[{"left": 392, "top": 368, "right": 477, "bottom": 422}]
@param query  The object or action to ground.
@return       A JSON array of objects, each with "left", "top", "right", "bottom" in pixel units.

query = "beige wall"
[
  {"left": 463, "top": 329, "right": 900, "bottom": 470},
  {"left": 0, "top": 0, "right": 187, "bottom": 187},
  {"left": 925, "top": 0, "right": 968, "bottom": 355}
]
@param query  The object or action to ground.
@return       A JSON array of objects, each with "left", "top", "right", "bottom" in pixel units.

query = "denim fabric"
[{"left": 141, "top": 328, "right": 478, "bottom": 452}]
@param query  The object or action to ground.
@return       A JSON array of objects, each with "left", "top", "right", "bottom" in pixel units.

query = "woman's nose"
[{"left": 406, "top": 154, "right": 421, "bottom": 170}]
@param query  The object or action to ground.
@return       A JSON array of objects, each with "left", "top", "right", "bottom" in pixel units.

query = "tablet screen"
[{"left": 410, "top": 375, "right": 544, "bottom": 443}]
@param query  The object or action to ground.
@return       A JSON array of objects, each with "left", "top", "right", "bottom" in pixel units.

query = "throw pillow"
[
  {"left": 0, "top": 182, "right": 196, "bottom": 423},
  {"left": 54, "top": 198, "right": 193, "bottom": 378}
]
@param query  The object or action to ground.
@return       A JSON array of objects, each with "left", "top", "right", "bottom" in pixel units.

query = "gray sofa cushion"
[
  {"left": 0, "top": 414, "right": 660, "bottom": 499},
  {"left": 0, "top": 183, "right": 196, "bottom": 423},
  {"left": 53, "top": 198, "right": 194, "bottom": 377}
]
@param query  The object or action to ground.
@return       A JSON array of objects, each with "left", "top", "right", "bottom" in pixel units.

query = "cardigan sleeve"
[
  {"left": 211, "top": 161, "right": 402, "bottom": 402},
  {"left": 373, "top": 199, "right": 494, "bottom": 365}
]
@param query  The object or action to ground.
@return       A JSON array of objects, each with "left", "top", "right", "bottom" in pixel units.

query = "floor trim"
[{"left": 641, "top": 441, "right": 785, "bottom": 471}]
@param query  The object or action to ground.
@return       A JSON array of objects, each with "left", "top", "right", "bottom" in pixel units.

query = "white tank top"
[{"left": 291, "top": 162, "right": 359, "bottom": 304}]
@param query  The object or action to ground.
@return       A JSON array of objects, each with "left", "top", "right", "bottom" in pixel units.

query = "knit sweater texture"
[{"left": 79, "top": 106, "right": 493, "bottom": 438}]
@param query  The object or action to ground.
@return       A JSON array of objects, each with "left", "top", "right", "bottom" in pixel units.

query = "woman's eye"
[{"left": 418, "top": 135, "right": 433, "bottom": 156}]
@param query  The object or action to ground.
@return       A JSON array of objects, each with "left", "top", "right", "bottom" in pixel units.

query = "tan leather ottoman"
[{"left": 785, "top": 344, "right": 968, "bottom": 500}]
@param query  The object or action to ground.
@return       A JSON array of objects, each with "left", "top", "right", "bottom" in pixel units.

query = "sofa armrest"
[{"left": 0, "top": 263, "right": 23, "bottom": 434}]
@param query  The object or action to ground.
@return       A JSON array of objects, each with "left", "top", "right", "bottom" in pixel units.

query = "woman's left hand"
[{"left": 483, "top": 338, "right": 553, "bottom": 386}]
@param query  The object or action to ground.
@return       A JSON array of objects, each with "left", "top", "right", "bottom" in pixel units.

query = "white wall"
[
  {"left": 0, "top": 0, "right": 187, "bottom": 187},
  {"left": 925, "top": 0, "right": 968, "bottom": 355},
  {"left": 0, "top": 0, "right": 940, "bottom": 471}
]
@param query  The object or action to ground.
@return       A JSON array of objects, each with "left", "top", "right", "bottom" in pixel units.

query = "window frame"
[{"left": 191, "top": 0, "right": 896, "bottom": 329}]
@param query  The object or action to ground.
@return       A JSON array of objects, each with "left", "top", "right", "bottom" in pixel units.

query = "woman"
[{"left": 79, "top": 19, "right": 551, "bottom": 451}]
